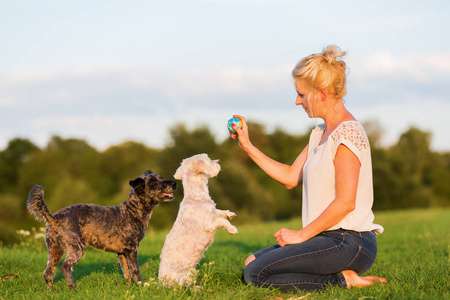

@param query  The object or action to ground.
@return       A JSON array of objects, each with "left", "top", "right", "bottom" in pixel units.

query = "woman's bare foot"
[
  {"left": 365, "top": 275, "right": 388, "bottom": 284},
  {"left": 341, "top": 270, "right": 387, "bottom": 288}
]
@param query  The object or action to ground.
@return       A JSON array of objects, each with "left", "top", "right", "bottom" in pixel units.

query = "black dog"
[{"left": 27, "top": 170, "right": 177, "bottom": 289}]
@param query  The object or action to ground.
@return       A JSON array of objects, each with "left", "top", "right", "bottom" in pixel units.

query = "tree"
[
  {"left": 100, "top": 141, "right": 160, "bottom": 197},
  {"left": 159, "top": 124, "right": 219, "bottom": 179},
  {"left": 0, "top": 122, "right": 448, "bottom": 246},
  {"left": 17, "top": 136, "right": 103, "bottom": 214},
  {"left": 382, "top": 127, "right": 434, "bottom": 208},
  {"left": 0, "top": 138, "right": 40, "bottom": 193}
]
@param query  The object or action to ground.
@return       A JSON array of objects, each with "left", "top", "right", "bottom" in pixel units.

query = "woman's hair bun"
[{"left": 321, "top": 45, "right": 346, "bottom": 64}]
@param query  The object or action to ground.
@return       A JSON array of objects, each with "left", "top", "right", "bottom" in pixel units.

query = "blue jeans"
[{"left": 244, "top": 229, "right": 377, "bottom": 292}]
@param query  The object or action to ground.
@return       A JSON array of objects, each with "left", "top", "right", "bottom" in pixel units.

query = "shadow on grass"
[
  {"left": 45, "top": 240, "right": 271, "bottom": 288},
  {"left": 50, "top": 253, "right": 159, "bottom": 287}
]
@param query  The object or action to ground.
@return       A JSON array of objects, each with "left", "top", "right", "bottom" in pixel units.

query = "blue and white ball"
[{"left": 227, "top": 117, "right": 243, "bottom": 134}]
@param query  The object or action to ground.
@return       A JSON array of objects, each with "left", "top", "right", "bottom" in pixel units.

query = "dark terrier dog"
[{"left": 27, "top": 170, "right": 177, "bottom": 289}]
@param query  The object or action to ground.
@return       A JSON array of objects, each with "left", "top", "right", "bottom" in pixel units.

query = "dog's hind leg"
[
  {"left": 117, "top": 253, "right": 131, "bottom": 281},
  {"left": 43, "top": 245, "right": 64, "bottom": 288},
  {"left": 60, "top": 244, "right": 85, "bottom": 289}
]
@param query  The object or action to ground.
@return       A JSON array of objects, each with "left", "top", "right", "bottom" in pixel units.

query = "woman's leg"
[
  {"left": 244, "top": 230, "right": 381, "bottom": 292},
  {"left": 245, "top": 244, "right": 281, "bottom": 267}
]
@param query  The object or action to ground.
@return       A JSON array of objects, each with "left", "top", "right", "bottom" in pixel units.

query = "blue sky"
[{"left": 1, "top": 0, "right": 449, "bottom": 151}]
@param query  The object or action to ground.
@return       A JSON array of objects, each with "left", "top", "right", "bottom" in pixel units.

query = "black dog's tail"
[{"left": 27, "top": 185, "right": 54, "bottom": 223}]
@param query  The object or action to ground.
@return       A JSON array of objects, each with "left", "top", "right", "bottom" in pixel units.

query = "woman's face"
[{"left": 295, "top": 80, "right": 316, "bottom": 118}]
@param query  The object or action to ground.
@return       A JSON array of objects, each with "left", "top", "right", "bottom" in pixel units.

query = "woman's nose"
[{"left": 296, "top": 95, "right": 302, "bottom": 106}]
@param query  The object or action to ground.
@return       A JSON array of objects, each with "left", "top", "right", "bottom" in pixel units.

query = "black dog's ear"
[
  {"left": 129, "top": 177, "right": 145, "bottom": 191},
  {"left": 143, "top": 170, "right": 153, "bottom": 176}
]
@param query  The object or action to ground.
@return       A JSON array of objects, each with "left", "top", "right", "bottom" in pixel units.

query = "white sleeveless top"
[{"left": 302, "top": 121, "right": 384, "bottom": 234}]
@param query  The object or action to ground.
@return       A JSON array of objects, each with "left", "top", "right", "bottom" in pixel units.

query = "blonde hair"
[{"left": 292, "top": 45, "right": 347, "bottom": 98}]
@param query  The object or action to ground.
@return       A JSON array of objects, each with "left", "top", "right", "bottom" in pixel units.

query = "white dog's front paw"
[
  {"left": 216, "top": 209, "right": 237, "bottom": 220},
  {"left": 226, "top": 211, "right": 237, "bottom": 220},
  {"left": 227, "top": 225, "right": 238, "bottom": 235}
]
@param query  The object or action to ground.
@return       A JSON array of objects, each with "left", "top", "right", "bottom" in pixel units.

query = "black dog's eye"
[{"left": 149, "top": 177, "right": 159, "bottom": 189}]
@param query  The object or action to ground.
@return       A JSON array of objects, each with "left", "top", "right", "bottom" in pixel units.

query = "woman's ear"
[{"left": 320, "top": 88, "right": 327, "bottom": 101}]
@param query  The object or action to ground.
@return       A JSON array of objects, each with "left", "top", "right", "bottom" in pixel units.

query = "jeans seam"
[
  {"left": 346, "top": 245, "right": 376, "bottom": 273},
  {"left": 347, "top": 230, "right": 377, "bottom": 248},
  {"left": 361, "top": 234, "right": 377, "bottom": 248},
  {"left": 256, "top": 233, "right": 346, "bottom": 283},
  {"left": 346, "top": 245, "right": 363, "bottom": 269}
]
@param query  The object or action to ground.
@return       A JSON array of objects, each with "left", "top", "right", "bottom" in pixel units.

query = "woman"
[{"left": 230, "top": 45, "right": 387, "bottom": 292}]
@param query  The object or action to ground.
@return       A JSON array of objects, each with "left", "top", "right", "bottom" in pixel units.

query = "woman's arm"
[
  {"left": 274, "top": 144, "right": 360, "bottom": 246},
  {"left": 232, "top": 115, "right": 308, "bottom": 189}
]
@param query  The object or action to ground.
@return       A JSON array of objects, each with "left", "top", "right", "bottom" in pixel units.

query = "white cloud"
[
  {"left": 114, "top": 64, "right": 292, "bottom": 99},
  {"left": 31, "top": 114, "right": 118, "bottom": 128},
  {"left": 352, "top": 51, "right": 450, "bottom": 84},
  {"left": 0, "top": 63, "right": 293, "bottom": 111},
  {"left": 4, "top": 51, "right": 448, "bottom": 110},
  {"left": 1, "top": 51, "right": 449, "bottom": 151}
]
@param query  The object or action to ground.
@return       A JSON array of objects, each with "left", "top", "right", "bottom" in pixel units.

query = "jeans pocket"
[{"left": 347, "top": 245, "right": 376, "bottom": 275}]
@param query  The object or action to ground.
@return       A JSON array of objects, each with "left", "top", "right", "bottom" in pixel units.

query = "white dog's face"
[{"left": 174, "top": 153, "right": 220, "bottom": 180}]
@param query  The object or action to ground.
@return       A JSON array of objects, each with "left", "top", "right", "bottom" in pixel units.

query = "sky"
[{"left": 1, "top": 0, "right": 449, "bottom": 152}]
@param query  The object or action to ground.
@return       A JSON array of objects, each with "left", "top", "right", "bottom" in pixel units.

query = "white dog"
[{"left": 158, "top": 153, "right": 238, "bottom": 287}]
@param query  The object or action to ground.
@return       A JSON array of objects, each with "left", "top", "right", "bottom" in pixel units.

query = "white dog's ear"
[
  {"left": 174, "top": 165, "right": 183, "bottom": 180},
  {"left": 195, "top": 160, "right": 209, "bottom": 176}
]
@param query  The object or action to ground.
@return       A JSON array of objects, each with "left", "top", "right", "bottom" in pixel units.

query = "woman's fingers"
[{"left": 274, "top": 228, "right": 286, "bottom": 247}]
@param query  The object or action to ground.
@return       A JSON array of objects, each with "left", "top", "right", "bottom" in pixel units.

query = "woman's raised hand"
[{"left": 230, "top": 115, "right": 252, "bottom": 151}]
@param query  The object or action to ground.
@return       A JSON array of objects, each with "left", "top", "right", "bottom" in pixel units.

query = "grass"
[{"left": 1, "top": 208, "right": 449, "bottom": 300}]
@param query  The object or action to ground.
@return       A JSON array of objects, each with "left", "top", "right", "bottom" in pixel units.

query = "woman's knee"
[
  {"left": 244, "top": 254, "right": 256, "bottom": 267},
  {"left": 243, "top": 262, "right": 256, "bottom": 285},
  {"left": 243, "top": 254, "right": 257, "bottom": 285}
]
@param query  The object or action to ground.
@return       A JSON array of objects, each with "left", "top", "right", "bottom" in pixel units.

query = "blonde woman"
[{"left": 231, "top": 45, "right": 387, "bottom": 292}]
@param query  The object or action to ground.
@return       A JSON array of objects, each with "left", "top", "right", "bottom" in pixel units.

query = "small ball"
[{"left": 227, "top": 117, "right": 242, "bottom": 134}]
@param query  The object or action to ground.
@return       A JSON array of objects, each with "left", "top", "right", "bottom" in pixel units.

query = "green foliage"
[
  {"left": 0, "top": 123, "right": 449, "bottom": 246},
  {"left": 372, "top": 127, "right": 450, "bottom": 210},
  {"left": 100, "top": 141, "right": 160, "bottom": 197},
  {"left": 159, "top": 124, "right": 220, "bottom": 178},
  {"left": 0, "top": 138, "right": 40, "bottom": 193},
  {"left": 1, "top": 208, "right": 449, "bottom": 299},
  {"left": 0, "top": 221, "right": 20, "bottom": 247}
]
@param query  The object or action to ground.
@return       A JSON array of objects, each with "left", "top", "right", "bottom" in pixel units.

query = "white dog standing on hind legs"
[{"left": 158, "top": 153, "right": 238, "bottom": 287}]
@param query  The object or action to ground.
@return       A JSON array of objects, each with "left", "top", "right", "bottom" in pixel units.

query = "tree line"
[{"left": 1, "top": 121, "right": 449, "bottom": 245}]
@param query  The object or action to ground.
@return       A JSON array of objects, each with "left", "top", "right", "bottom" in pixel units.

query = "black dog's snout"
[{"left": 168, "top": 180, "right": 178, "bottom": 191}]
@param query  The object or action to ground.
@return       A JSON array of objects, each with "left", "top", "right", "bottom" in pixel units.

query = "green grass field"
[{"left": 1, "top": 208, "right": 449, "bottom": 300}]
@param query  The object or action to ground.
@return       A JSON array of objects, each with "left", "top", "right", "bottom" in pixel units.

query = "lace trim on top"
[{"left": 330, "top": 121, "right": 369, "bottom": 151}]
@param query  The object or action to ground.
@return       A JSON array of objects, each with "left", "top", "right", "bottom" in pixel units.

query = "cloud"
[
  {"left": 104, "top": 64, "right": 293, "bottom": 100},
  {"left": 0, "top": 64, "right": 292, "bottom": 109},
  {"left": 31, "top": 114, "right": 118, "bottom": 128},
  {"left": 1, "top": 50, "right": 449, "bottom": 151},
  {"left": 352, "top": 51, "right": 450, "bottom": 84},
  {"left": 3, "top": 50, "right": 448, "bottom": 110}
]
